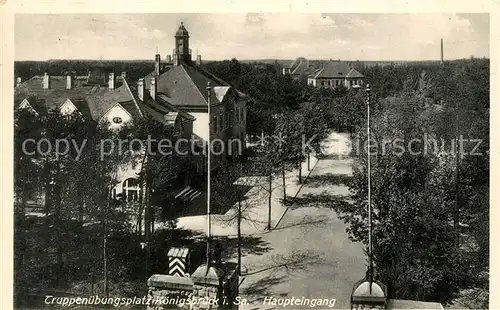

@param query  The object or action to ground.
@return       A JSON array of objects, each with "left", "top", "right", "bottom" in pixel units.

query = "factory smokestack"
[{"left": 440, "top": 38, "right": 444, "bottom": 65}]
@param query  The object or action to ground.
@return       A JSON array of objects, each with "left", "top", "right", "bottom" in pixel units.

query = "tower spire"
[{"left": 174, "top": 21, "right": 191, "bottom": 65}]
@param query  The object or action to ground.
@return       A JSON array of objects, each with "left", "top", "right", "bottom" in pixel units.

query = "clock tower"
[{"left": 173, "top": 22, "right": 191, "bottom": 65}]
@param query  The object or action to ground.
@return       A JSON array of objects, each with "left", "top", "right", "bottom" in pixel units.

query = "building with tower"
[{"left": 140, "top": 22, "right": 248, "bottom": 172}]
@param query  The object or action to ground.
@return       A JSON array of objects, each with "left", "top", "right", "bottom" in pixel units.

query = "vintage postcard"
[{"left": 2, "top": 0, "right": 497, "bottom": 309}]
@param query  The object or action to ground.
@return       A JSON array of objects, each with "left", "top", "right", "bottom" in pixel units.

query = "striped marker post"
[{"left": 167, "top": 247, "right": 190, "bottom": 277}]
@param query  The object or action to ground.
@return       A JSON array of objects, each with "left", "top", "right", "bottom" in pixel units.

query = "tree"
[
  {"left": 212, "top": 162, "right": 259, "bottom": 276},
  {"left": 252, "top": 136, "right": 283, "bottom": 230},
  {"left": 334, "top": 96, "right": 459, "bottom": 302}
]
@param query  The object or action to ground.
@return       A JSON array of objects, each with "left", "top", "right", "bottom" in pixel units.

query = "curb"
[{"left": 273, "top": 155, "right": 320, "bottom": 230}]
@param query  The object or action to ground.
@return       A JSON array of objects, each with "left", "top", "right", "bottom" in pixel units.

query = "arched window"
[{"left": 123, "top": 178, "right": 140, "bottom": 202}]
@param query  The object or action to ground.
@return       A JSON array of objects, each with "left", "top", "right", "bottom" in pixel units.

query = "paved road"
[{"left": 239, "top": 133, "right": 366, "bottom": 309}]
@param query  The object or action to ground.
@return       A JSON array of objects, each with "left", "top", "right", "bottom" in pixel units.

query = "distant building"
[
  {"left": 283, "top": 57, "right": 365, "bottom": 89},
  {"left": 307, "top": 60, "right": 364, "bottom": 89},
  {"left": 282, "top": 57, "right": 317, "bottom": 81}
]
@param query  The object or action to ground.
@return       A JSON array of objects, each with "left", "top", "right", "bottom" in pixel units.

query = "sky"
[{"left": 14, "top": 13, "right": 489, "bottom": 61}]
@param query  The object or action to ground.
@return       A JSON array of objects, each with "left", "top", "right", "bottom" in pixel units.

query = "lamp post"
[
  {"left": 366, "top": 83, "right": 373, "bottom": 291},
  {"left": 206, "top": 82, "right": 212, "bottom": 268},
  {"left": 350, "top": 84, "right": 387, "bottom": 310}
]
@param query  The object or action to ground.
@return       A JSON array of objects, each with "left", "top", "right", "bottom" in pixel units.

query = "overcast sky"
[{"left": 14, "top": 13, "right": 489, "bottom": 61}]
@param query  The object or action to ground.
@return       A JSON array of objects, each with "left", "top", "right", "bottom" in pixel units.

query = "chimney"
[
  {"left": 155, "top": 54, "right": 161, "bottom": 76},
  {"left": 42, "top": 72, "right": 50, "bottom": 89},
  {"left": 440, "top": 38, "right": 444, "bottom": 65},
  {"left": 166, "top": 55, "right": 172, "bottom": 64},
  {"left": 16, "top": 77, "right": 22, "bottom": 88},
  {"left": 196, "top": 55, "right": 202, "bottom": 65},
  {"left": 66, "top": 75, "right": 72, "bottom": 90},
  {"left": 137, "top": 78, "right": 144, "bottom": 101},
  {"left": 150, "top": 77, "right": 156, "bottom": 100},
  {"left": 108, "top": 72, "right": 115, "bottom": 90},
  {"left": 121, "top": 71, "right": 127, "bottom": 81}
]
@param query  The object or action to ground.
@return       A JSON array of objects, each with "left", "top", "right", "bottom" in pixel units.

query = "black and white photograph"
[{"left": 7, "top": 2, "right": 494, "bottom": 309}]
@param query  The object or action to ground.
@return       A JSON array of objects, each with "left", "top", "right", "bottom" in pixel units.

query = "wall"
[{"left": 101, "top": 104, "right": 133, "bottom": 130}]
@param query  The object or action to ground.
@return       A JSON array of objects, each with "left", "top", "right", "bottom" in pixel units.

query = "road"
[{"left": 238, "top": 133, "right": 366, "bottom": 309}]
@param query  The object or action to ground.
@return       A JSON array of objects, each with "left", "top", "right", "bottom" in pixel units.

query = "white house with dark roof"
[{"left": 307, "top": 60, "right": 365, "bottom": 89}]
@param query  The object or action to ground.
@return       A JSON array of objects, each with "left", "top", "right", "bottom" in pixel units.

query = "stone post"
[
  {"left": 147, "top": 274, "right": 194, "bottom": 310},
  {"left": 191, "top": 264, "right": 223, "bottom": 310}
]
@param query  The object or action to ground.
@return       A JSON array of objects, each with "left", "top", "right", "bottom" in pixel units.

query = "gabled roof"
[
  {"left": 314, "top": 61, "right": 352, "bottom": 79},
  {"left": 119, "top": 100, "right": 143, "bottom": 120},
  {"left": 288, "top": 57, "right": 307, "bottom": 70},
  {"left": 346, "top": 68, "right": 364, "bottom": 78},
  {"left": 66, "top": 98, "right": 92, "bottom": 119},
  {"left": 17, "top": 97, "right": 48, "bottom": 116},
  {"left": 213, "top": 86, "right": 231, "bottom": 103},
  {"left": 152, "top": 63, "right": 235, "bottom": 107},
  {"left": 15, "top": 74, "right": 137, "bottom": 121}
]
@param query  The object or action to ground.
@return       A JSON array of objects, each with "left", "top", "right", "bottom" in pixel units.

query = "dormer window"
[{"left": 112, "top": 116, "right": 123, "bottom": 124}]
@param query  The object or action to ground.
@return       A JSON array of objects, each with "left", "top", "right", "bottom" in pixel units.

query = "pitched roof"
[
  {"left": 16, "top": 97, "right": 48, "bottom": 116},
  {"left": 288, "top": 57, "right": 307, "bottom": 70},
  {"left": 346, "top": 68, "right": 364, "bottom": 78},
  {"left": 314, "top": 61, "right": 352, "bottom": 79},
  {"left": 213, "top": 86, "right": 231, "bottom": 103},
  {"left": 175, "top": 22, "right": 189, "bottom": 37},
  {"left": 151, "top": 63, "right": 234, "bottom": 107},
  {"left": 67, "top": 98, "right": 92, "bottom": 119},
  {"left": 15, "top": 74, "right": 136, "bottom": 121}
]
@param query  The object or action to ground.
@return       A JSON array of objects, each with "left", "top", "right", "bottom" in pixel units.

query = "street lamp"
[
  {"left": 350, "top": 83, "right": 387, "bottom": 310},
  {"left": 206, "top": 81, "right": 212, "bottom": 268}
]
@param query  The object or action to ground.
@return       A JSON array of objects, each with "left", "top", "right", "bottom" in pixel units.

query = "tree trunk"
[
  {"left": 53, "top": 182, "right": 63, "bottom": 287},
  {"left": 103, "top": 220, "right": 108, "bottom": 297},
  {"left": 237, "top": 200, "right": 242, "bottom": 276},
  {"left": 298, "top": 157, "right": 302, "bottom": 184},
  {"left": 282, "top": 166, "right": 286, "bottom": 204},
  {"left": 267, "top": 173, "right": 272, "bottom": 230},
  {"left": 145, "top": 187, "right": 151, "bottom": 242},
  {"left": 307, "top": 152, "right": 311, "bottom": 171},
  {"left": 454, "top": 113, "right": 461, "bottom": 248},
  {"left": 18, "top": 195, "right": 27, "bottom": 268},
  {"left": 103, "top": 189, "right": 110, "bottom": 298}
]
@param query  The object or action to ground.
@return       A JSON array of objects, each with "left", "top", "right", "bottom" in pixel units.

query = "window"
[
  {"left": 123, "top": 178, "right": 140, "bottom": 202},
  {"left": 112, "top": 116, "right": 123, "bottom": 124}
]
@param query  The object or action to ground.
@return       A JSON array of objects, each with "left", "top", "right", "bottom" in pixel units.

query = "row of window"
[
  {"left": 211, "top": 107, "right": 245, "bottom": 133},
  {"left": 316, "top": 79, "right": 364, "bottom": 87}
]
